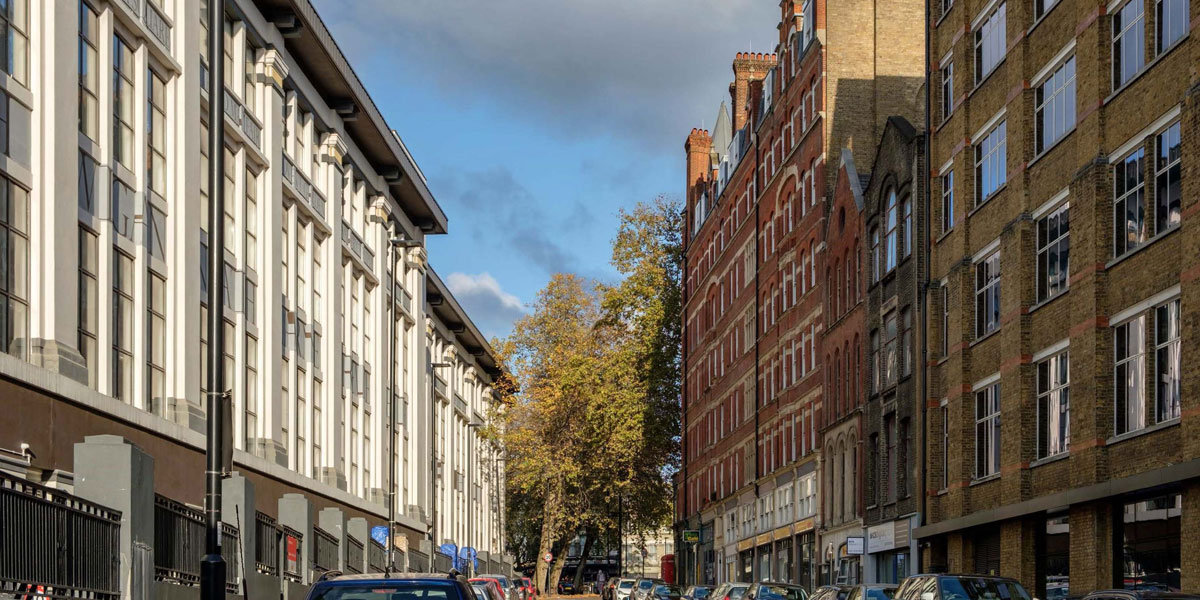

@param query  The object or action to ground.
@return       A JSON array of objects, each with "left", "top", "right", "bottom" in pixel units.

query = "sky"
[{"left": 311, "top": 0, "right": 780, "bottom": 340}]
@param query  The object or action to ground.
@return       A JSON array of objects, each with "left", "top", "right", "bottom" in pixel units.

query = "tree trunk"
[
  {"left": 572, "top": 529, "right": 596, "bottom": 592},
  {"left": 548, "top": 541, "right": 568, "bottom": 596},
  {"left": 535, "top": 488, "right": 562, "bottom": 596}
]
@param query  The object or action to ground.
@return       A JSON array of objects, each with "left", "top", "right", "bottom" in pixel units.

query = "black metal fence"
[
  {"left": 312, "top": 526, "right": 339, "bottom": 573},
  {"left": 153, "top": 494, "right": 240, "bottom": 593},
  {"left": 281, "top": 525, "right": 303, "bottom": 582},
  {"left": 0, "top": 472, "right": 122, "bottom": 600},
  {"left": 255, "top": 512, "right": 280, "bottom": 575},
  {"left": 368, "top": 539, "right": 385, "bottom": 573},
  {"left": 345, "top": 535, "right": 364, "bottom": 574}
]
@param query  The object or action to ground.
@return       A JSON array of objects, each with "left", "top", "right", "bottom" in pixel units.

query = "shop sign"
[
  {"left": 867, "top": 523, "right": 895, "bottom": 553},
  {"left": 683, "top": 530, "right": 700, "bottom": 544},
  {"left": 845, "top": 536, "right": 864, "bottom": 555}
]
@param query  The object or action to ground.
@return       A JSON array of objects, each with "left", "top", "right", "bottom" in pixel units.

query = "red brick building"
[{"left": 677, "top": 0, "right": 925, "bottom": 587}]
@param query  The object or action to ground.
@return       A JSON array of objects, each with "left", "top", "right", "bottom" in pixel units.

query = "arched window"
[
  {"left": 885, "top": 190, "right": 898, "bottom": 272},
  {"left": 853, "top": 335, "right": 861, "bottom": 407},
  {"left": 835, "top": 263, "right": 842, "bottom": 315},
  {"left": 843, "top": 340, "right": 850, "bottom": 414},
  {"left": 854, "top": 239, "right": 862, "bottom": 299},
  {"left": 834, "top": 438, "right": 846, "bottom": 523},
  {"left": 831, "top": 350, "right": 840, "bottom": 416},
  {"left": 800, "top": 250, "right": 809, "bottom": 295},
  {"left": 845, "top": 435, "right": 857, "bottom": 517},
  {"left": 870, "top": 227, "right": 881, "bottom": 282},
  {"left": 901, "top": 195, "right": 912, "bottom": 258}
]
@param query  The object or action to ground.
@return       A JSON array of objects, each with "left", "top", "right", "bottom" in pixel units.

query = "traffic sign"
[{"left": 543, "top": 552, "right": 553, "bottom": 563}]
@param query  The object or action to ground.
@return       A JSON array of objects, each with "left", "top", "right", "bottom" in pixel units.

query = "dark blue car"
[{"left": 305, "top": 573, "right": 477, "bottom": 600}]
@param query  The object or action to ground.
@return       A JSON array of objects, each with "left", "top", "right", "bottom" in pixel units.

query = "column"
[
  {"left": 223, "top": 474, "right": 257, "bottom": 594},
  {"left": 410, "top": 247, "right": 431, "bottom": 533},
  {"left": 1069, "top": 502, "right": 1115, "bottom": 594},
  {"left": 279, "top": 494, "right": 315, "bottom": 584},
  {"left": 28, "top": 0, "right": 87, "bottom": 381},
  {"left": 72, "top": 435, "right": 155, "bottom": 600},
  {"left": 347, "top": 517, "right": 370, "bottom": 574},
  {"left": 318, "top": 507, "right": 348, "bottom": 572}
]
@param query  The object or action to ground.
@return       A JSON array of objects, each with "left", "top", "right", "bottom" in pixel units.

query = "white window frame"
[
  {"left": 974, "top": 379, "right": 1001, "bottom": 479},
  {"left": 1112, "top": 0, "right": 1145, "bottom": 90},
  {"left": 1036, "top": 348, "right": 1070, "bottom": 459},
  {"left": 974, "top": 114, "right": 1008, "bottom": 204},
  {"left": 974, "top": 244, "right": 1001, "bottom": 338},
  {"left": 1035, "top": 196, "right": 1070, "bottom": 303},
  {"left": 973, "top": 1, "right": 1007, "bottom": 85},
  {"left": 1034, "top": 51, "right": 1076, "bottom": 155}
]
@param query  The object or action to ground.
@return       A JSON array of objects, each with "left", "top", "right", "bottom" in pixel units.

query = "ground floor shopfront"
[
  {"left": 917, "top": 479, "right": 1200, "bottom": 596},
  {"left": 864, "top": 515, "right": 918, "bottom": 584}
]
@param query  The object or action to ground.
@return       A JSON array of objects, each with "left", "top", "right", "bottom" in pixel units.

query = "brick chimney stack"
[
  {"left": 730, "top": 52, "right": 777, "bottom": 129},
  {"left": 684, "top": 128, "right": 712, "bottom": 244}
]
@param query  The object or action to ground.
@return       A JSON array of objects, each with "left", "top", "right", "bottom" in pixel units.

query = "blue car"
[{"left": 305, "top": 572, "right": 476, "bottom": 600}]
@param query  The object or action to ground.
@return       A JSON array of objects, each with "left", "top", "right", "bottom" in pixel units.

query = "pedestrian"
[{"left": 597, "top": 570, "right": 607, "bottom": 596}]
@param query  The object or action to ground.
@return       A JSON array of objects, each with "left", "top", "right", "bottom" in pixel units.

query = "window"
[
  {"left": 870, "top": 329, "right": 880, "bottom": 392},
  {"left": 975, "top": 119, "right": 1007, "bottom": 202},
  {"left": 943, "top": 0, "right": 954, "bottom": 17},
  {"left": 246, "top": 336, "right": 258, "bottom": 448},
  {"left": 78, "top": 1, "right": 99, "bottom": 139},
  {"left": 78, "top": 151, "right": 97, "bottom": 214},
  {"left": 222, "top": 15, "right": 234, "bottom": 88},
  {"left": 1121, "top": 493, "right": 1182, "bottom": 592},
  {"left": 245, "top": 280, "right": 257, "bottom": 325},
  {"left": 1114, "top": 315, "right": 1146, "bottom": 435},
  {"left": 246, "top": 169, "right": 259, "bottom": 272},
  {"left": 223, "top": 147, "right": 236, "bottom": 244},
  {"left": 942, "top": 171, "right": 955, "bottom": 233},
  {"left": 1113, "top": 0, "right": 1144, "bottom": 89},
  {"left": 940, "top": 404, "right": 950, "bottom": 489},
  {"left": 901, "top": 197, "right": 912, "bottom": 259},
  {"left": 871, "top": 227, "right": 881, "bottom": 282},
  {"left": 1, "top": 0, "right": 28, "bottom": 85},
  {"left": 113, "top": 251, "right": 134, "bottom": 403},
  {"left": 148, "top": 206, "right": 167, "bottom": 261},
  {"left": 244, "top": 41, "right": 257, "bottom": 115},
  {"left": 1036, "top": 203, "right": 1069, "bottom": 302},
  {"left": 941, "top": 61, "right": 954, "bottom": 121},
  {"left": 883, "top": 312, "right": 897, "bottom": 387},
  {"left": 901, "top": 308, "right": 912, "bottom": 376},
  {"left": 1155, "top": 122, "right": 1181, "bottom": 235},
  {"left": 1157, "top": 0, "right": 1189, "bottom": 52},
  {"left": 111, "top": 180, "right": 134, "bottom": 239},
  {"left": 1035, "top": 0, "right": 1059, "bottom": 19},
  {"left": 974, "top": 3, "right": 1006, "bottom": 84},
  {"left": 0, "top": 91, "right": 8, "bottom": 156},
  {"left": 1114, "top": 147, "right": 1147, "bottom": 257},
  {"left": 113, "top": 36, "right": 135, "bottom": 169},
  {"left": 975, "top": 382, "right": 1001, "bottom": 478},
  {"left": 802, "top": 0, "right": 815, "bottom": 46},
  {"left": 78, "top": 228, "right": 98, "bottom": 388},
  {"left": 975, "top": 249, "right": 1001, "bottom": 338},
  {"left": 885, "top": 191, "right": 898, "bottom": 272},
  {"left": 1037, "top": 350, "right": 1070, "bottom": 458},
  {"left": 1155, "top": 299, "right": 1180, "bottom": 422},
  {"left": 884, "top": 412, "right": 896, "bottom": 503},
  {"left": 147, "top": 70, "right": 167, "bottom": 197},
  {"left": 1035, "top": 56, "right": 1075, "bottom": 154},
  {"left": 148, "top": 274, "right": 166, "bottom": 412},
  {"left": 941, "top": 285, "right": 950, "bottom": 356}
]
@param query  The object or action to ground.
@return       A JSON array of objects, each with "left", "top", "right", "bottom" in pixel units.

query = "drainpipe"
[{"left": 918, "top": 0, "right": 933, "bottom": 574}]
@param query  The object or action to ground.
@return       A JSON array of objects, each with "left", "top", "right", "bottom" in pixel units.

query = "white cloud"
[
  {"left": 445, "top": 272, "right": 527, "bottom": 339},
  {"left": 312, "top": 0, "right": 779, "bottom": 155}
]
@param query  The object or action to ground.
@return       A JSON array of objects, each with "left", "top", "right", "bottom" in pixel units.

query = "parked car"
[
  {"left": 305, "top": 572, "right": 475, "bottom": 600},
  {"left": 710, "top": 583, "right": 752, "bottom": 600},
  {"left": 745, "top": 582, "right": 809, "bottom": 600},
  {"left": 473, "top": 580, "right": 509, "bottom": 600},
  {"left": 560, "top": 581, "right": 578, "bottom": 595},
  {"left": 604, "top": 578, "right": 623, "bottom": 600},
  {"left": 616, "top": 579, "right": 637, "bottom": 600},
  {"left": 684, "top": 586, "right": 714, "bottom": 600},
  {"left": 519, "top": 577, "right": 538, "bottom": 599},
  {"left": 633, "top": 579, "right": 668, "bottom": 600},
  {"left": 894, "top": 574, "right": 1032, "bottom": 600},
  {"left": 654, "top": 585, "right": 685, "bottom": 600},
  {"left": 1083, "top": 590, "right": 1198, "bottom": 600},
  {"left": 477, "top": 575, "right": 520, "bottom": 600},
  {"left": 808, "top": 584, "right": 895, "bottom": 600}
]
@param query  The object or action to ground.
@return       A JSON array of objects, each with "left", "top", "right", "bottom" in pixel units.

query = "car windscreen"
[
  {"left": 757, "top": 585, "right": 806, "bottom": 600},
  {"left": 640, "top": 582, "right": 657, "bottom": 591},
  {"left": 312, "top": 583, "right": 455, "bottom": 600},
  {"left": 866, "top": 589, "right": 895, "bottom": 600},
  {"left": 694, "top": 589, "right": 712, "bottom": 599},
  {"left": 728, "top": 587, "right": 749, "bottom": 600},
  {"left": 472, "top": 586, "right": 489, "bottom": 600},
  {"left": 938, "top": 578, "right": 1031, "bottom": 600},
  {"left": 620, "top": 582, "right": 636, "bottom": 590},
  {"left": 655, "top": 586, "right": 683, "bottom": 596}
]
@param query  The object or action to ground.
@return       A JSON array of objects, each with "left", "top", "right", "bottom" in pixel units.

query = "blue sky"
[{"left": 312, "top": 0, "right": 778, "bottom": 339}]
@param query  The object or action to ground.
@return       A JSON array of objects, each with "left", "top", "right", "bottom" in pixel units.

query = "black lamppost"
[{"left": 201, "top": 0, "right": 227, "bottom": 598}]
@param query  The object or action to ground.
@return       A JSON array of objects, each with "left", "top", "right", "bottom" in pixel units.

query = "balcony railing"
[
  {"left": 153, "top": 495, "right": 240, "bottom": 593},
  {"left": 368, "top": 539, "right": 386, "bottom": 573},
  {"left": 283, "top": 154, "right": 327, "bottom": 220},
  {"left": 346, "top": 535, "right": 364, "bottom": 574},
  {"left": 281, "top": 525, "right": 303, "bottom": 582},
  {"left": 0, "top": 472, "right": 122, "bottom": 600},
  {"left": 255, "top": 512, "right": 280, "bottom": 576},
  {"left": 313, "top": 526, "right": 339, "bottom": 574},
  {"left": 219, "top": 88, "right": 262, "bottom": 149}
]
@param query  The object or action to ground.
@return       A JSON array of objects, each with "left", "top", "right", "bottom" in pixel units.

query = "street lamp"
[
  {"left": 430, "top": 360, "right": 452, "bottom": 568},
  {"left": 369, "top": 206, "right": 423, "bottom": 572}
]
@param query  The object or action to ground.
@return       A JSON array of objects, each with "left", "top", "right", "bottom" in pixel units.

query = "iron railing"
[
  {"left": 0, "top": 472, "right": 122, "bottom": 600},
  {"left": 368, "top": 539, "right": 386, "bottom": 573},
  {"left": 255, "top": 512, "right": 280, "bottom": 575},
  {"left": 154, "top": 495, "right": 239, "bottom": 593},
  {"left": 312, "top": 526, "right": 339, "bottom": 573},
  {"left": 281, "top": 525, "right": 303, "bottom": 582},
  {"left": 153, "top": 495, "right": 204, "bottom": 586},
  {"left": 221, "top": 522, "right": 241, "bottom": 594},
  {"left": 345, "top": 535, "right": 364, "bottom": 574}
]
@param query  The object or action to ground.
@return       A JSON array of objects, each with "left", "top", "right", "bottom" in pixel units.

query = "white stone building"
[{"left": 1, "top": 0, "right": 507, "bottom": 568}]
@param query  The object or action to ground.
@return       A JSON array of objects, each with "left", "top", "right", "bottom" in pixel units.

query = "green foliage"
[{"left": 495, "top": 197, "right": 683, "bottom": 588}]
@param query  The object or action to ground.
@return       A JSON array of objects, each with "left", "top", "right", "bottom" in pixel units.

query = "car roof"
[
  {"left": 909, "top": 574, "right": 1022, "bottom": 582},
  {"left": 757, "top": 582, "right": 805, "bottom": 587},
  {"left": 318, "top": 573, "right": 464, "bottom": 582},
  {"left": 1085, "top": 593, "right": 1199, "bottom": 600}
]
